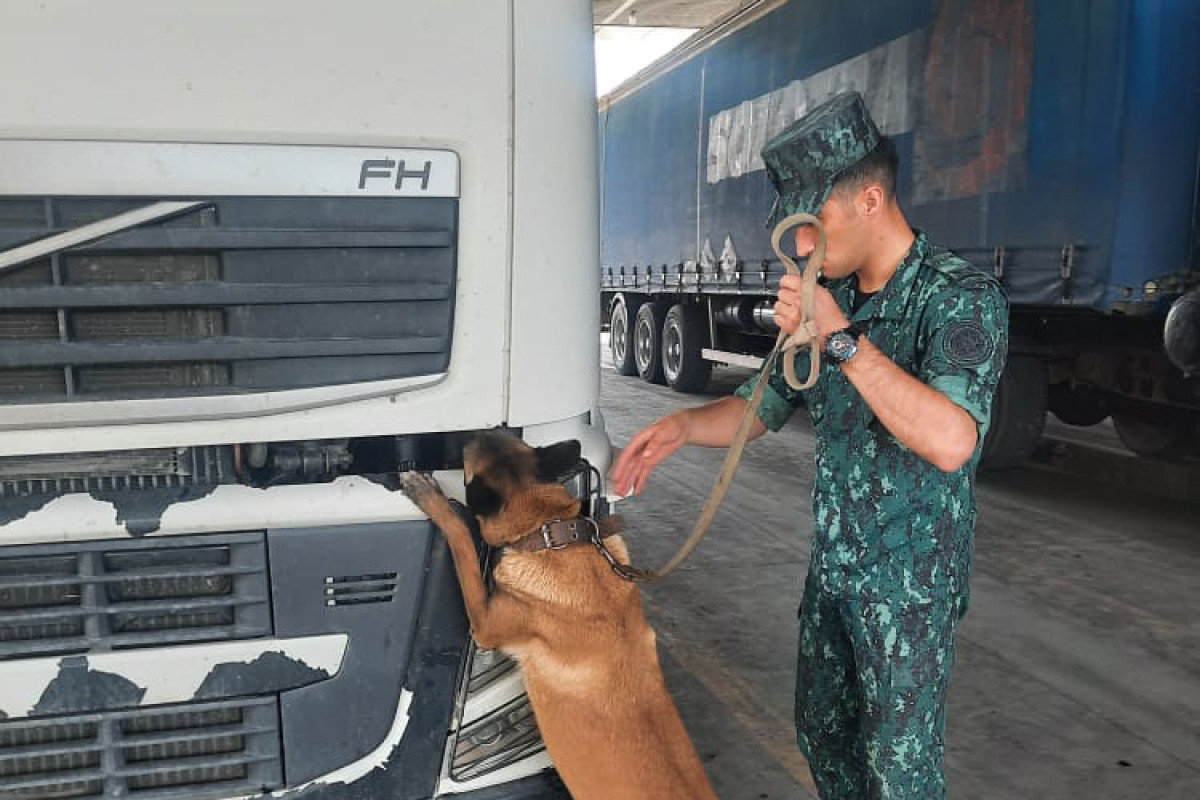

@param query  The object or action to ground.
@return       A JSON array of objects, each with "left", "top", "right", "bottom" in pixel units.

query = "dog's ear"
[
  {"left": 534, "top": 440, "right": 582, "bottom": 483},
  {"left": 465, "top": 477, "right": 504, "bottom": 517}
]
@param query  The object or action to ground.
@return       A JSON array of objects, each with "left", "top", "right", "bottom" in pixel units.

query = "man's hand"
[
  {"left": 612, "top": 411, "right": 691, "bottom": 496},
  {"left": 812, "top": 286, "right": 850, "bottom": 345},
  {"left": 774, "top": 274, "right": 806, "bottom": 336},
  {"left": 775, "top": 278, "right": 849, "bottom": 344}
]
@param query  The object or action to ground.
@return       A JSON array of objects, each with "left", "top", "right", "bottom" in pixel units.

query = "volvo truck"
[{"left": 0, "top": 2, "right": 606, "bottom": 798}]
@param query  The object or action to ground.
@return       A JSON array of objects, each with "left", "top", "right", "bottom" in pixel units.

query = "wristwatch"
[{"left": 825, "top": 323, "right": 867, "bottom": 365}]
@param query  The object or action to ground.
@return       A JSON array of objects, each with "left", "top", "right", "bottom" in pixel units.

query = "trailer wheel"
[
  {"left": 1111, "top": 409, "right": 1196, "bottom": 460},
  {"left": 662, "top": 304, "right": 712, "bottom": 393},
  {"left": 980, "top": 355, "right": 1048, "bottom": 469},
  {"left": 608, "top": 294, "right": 643, "bottom": 377},
  {"left": 634, "top": 302, "right": 667, "bottom": 384}
]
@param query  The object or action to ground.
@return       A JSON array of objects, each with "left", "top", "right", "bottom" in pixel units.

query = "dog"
[{"left": 400, "top": 430, "right": 719, "bottom": 800}]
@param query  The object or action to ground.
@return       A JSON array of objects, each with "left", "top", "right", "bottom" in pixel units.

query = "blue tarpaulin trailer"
[{"left": 599, "top": 0, "right": 1200, "bottom": 466}]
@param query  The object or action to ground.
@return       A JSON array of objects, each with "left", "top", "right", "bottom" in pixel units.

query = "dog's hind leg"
[{"left": 400, "top": 472, "right": 533, "bottom": 649}]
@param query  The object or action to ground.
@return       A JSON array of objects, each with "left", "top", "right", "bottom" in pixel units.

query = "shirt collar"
[{"left": 847, "top": 230, "right": 929, "bottom": 322}]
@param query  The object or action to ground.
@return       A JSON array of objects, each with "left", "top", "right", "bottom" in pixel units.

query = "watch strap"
[{"left": 843, "top": 322, "right": 867, "bottom": 341}]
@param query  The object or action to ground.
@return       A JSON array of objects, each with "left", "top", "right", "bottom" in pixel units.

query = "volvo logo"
[{"left": 358, "top": 158, "right": 433, "bottom": 191}]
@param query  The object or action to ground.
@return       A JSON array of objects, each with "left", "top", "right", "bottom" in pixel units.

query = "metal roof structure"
[{"left": 593, "top": 0, "right": 754, "bottom": 28}]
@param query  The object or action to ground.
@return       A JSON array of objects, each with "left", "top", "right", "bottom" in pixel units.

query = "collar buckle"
[
  {"left": 540, "top": 518, "right": 592, "bottom": 550},
  {"left": 541, "top": 522, "right": 566, "bottom": 551}
]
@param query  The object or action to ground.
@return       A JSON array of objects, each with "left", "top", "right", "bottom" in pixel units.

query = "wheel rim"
[
  {"left": 635, "top": 316, "right": 654, "bottom": 372},
  {"left": 610, "top": 304, "right": 628, "bottom": 365},
  {"left": 663, "top": 319, "right": 682, "bottom": 382}
]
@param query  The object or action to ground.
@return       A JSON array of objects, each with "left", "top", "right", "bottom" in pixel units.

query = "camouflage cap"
[{"left": 763, "top": 90, "right": 882, "bottom": 226}]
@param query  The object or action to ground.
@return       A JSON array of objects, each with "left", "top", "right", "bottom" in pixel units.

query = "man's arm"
[
  {"left": 841, "top": 340, "right": 977, "bottom": 472},
  {"left": 612, "top": 396, "right": 766, "bottom": 496},
  {"left": 779, "top": 280, "right": 986, "bottom": 473},
  {"left": 682, "top": 395, "right": 769, "bottom": 446}
]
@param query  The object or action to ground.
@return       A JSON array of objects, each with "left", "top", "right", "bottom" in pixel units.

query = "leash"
[{"left": 612, "top": 213, "right": 827, "bottom": 583}]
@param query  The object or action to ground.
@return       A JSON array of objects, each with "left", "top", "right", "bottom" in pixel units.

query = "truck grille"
[
  {"left": 0, "top": 696, "right": 281, "bottom": 800},
  {"left": 0, "top": 196, "right": 457, "bottom": 402},
  {"left": 0, "top": 534, "right": 270, "bottom": 661},
  {"left": 0, "top": 446, "right": 226, "bottom": 498}
]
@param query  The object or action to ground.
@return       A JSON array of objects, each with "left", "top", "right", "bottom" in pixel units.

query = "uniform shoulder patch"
[{"left": 941, "top": 320, "right": 995, "bottom": 367}]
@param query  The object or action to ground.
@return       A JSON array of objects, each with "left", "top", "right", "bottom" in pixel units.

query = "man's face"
[{"left": 793, "top": 189, "right": 868, "bottom": 280}]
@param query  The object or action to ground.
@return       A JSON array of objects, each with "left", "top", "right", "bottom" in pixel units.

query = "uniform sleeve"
[
  {"left": 918, "top": 281, "right": 1009, "bottom": 437},
  {"left": 733, "top": 349, "right": 810, "bottom": 432}
]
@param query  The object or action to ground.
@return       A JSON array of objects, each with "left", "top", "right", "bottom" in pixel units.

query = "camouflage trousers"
[{"left": 794, "top": 565, "right": 963, "bottom": 800}]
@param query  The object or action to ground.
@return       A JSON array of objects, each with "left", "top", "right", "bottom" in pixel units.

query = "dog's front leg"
[{"left": 399, "top": 473, "right": 531, "bottom": 649}]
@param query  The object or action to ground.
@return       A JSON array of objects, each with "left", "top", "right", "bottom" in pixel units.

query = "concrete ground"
[{"left": 597, "top": 355, "right": 1200, "bottom": 800}]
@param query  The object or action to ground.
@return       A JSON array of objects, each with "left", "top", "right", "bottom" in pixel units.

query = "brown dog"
[{"left": 400, "top": 430, "right": 718, "bottom": 800}]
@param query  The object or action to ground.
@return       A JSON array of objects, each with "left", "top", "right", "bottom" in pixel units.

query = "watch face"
[{"left": 828, "top": 333, "right": 854, "bottom": 361}]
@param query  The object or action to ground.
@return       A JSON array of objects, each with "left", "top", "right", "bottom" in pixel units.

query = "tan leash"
[{"left": 609, "top": 214, "right": 826, "bottom": 582}]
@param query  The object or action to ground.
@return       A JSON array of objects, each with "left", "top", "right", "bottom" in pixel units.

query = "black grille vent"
[
  {"left": 0, "top": 534, "right": 270, "bottom": 661},
  {"left": 0, "top": 196, "right": 457, "bottom": 402},
  {"left": 0, "top": 697, "right": 281, "bottom": 800},
  {"left": 0, "top": 446, "right": 226, "bottom": 498},
  {"left": 323, "top": 572, "right": 398, "bottom": 607}
]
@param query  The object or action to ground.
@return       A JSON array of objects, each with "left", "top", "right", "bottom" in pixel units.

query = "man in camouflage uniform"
[{"left": 613, "top": 91, "right": 1008, "bottom": 800}]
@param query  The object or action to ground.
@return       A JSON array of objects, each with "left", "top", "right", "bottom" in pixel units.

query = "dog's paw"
[{"left": 399, "top": 471, "right": 447, "bottom": 511}]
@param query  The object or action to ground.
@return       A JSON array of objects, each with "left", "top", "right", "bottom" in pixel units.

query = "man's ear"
[
  {"left": 534, "top": 439, "right": 582, "bottom": 483},
  {"left": 859, "top": 184, "right": 885, "bottom": 217}
]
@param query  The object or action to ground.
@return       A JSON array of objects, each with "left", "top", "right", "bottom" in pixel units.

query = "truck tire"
[
  {"left": 980, "top": 355, "right": 1048, "bottom": 469},
  {"left": 608, "top": 294, "right": 642, "bottom": 377},
  {"left": 1111, "top": 409, "right": 1196, "bottom": 460},
  {"left": 662, "top": 303, "right": 712, "bottom": 393},
  {"left": 634, "top": 302, "right": 667, "bottom": 384}
]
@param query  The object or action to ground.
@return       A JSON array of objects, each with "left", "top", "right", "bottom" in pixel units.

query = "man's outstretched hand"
[{"left": 611, "top": 412, "right": 690, "bottom": 496}]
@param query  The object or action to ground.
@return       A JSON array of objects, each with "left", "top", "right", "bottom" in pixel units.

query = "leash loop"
[
  {"left": 769, "top": 212, "right": 827, "bottom": 390},
  {"left": 611, "top": 214, "right": 826, "bottom": 583}
]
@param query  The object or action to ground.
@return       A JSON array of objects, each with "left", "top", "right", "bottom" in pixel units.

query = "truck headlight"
[{"left": 447, "top": 645, "right": 546, "bottom": 782}]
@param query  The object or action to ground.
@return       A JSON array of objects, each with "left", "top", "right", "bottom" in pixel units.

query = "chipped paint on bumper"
[
  {"left": 0, "top": 471, "right": 467, "bottom": 545},
  {"left": 0, "top": 634, "right": 348, "bottom": 719}
]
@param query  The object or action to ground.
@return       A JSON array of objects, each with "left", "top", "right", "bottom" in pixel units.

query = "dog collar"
[
  {"left": 502, "top": 516, "right": 652, "bottom": 583},
  {"left": 506, "top": 517, "right": 600, "bottom": 553}
]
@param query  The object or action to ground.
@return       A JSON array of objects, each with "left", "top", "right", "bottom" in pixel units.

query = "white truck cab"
[{"left": 0, "top": 2, "right": 605, "bottom": 798}]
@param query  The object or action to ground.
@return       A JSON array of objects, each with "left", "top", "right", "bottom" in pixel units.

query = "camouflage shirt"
[{"left": 736, "top": 231, "right": 1009, "bottom": 605}]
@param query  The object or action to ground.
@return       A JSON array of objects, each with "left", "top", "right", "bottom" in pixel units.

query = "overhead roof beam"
[{"left": 599, "top": 0, "right": 638, "bottom": 26}]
